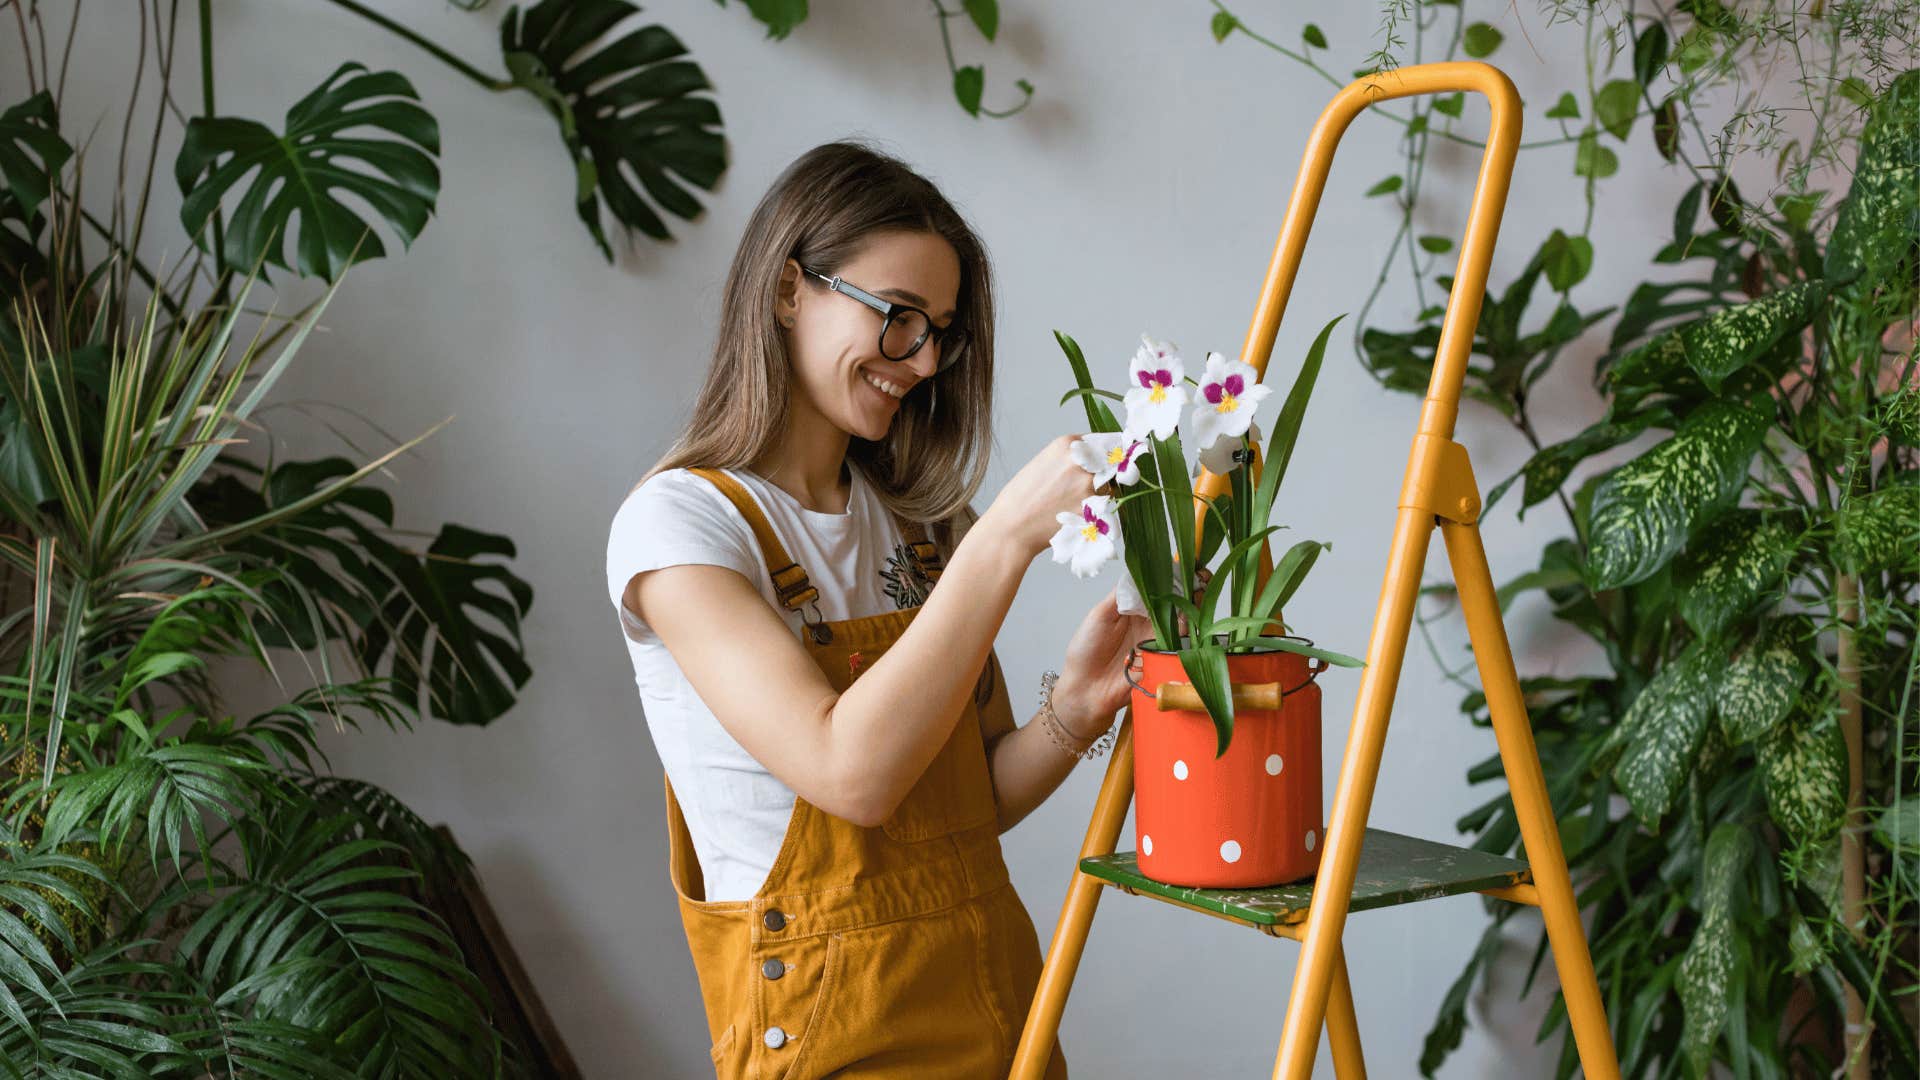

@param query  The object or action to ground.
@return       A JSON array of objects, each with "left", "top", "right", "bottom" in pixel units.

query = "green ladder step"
[{"left": 1079, "top": 828, "right": 1530, "bottom": 930}]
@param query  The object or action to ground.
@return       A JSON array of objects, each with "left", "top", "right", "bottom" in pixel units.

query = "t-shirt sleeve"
[{"left": 606, "top": 470, "right": 763, "bottom": 633}]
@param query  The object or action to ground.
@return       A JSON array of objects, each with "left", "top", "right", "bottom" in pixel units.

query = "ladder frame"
[{"left": 1010, "top": 61, "right": 1623, "bottom": 1080}]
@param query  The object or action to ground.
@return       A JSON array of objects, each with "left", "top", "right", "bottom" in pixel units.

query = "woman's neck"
[{"left": 751, "top": 395, "right": 853, "bottom": 513}]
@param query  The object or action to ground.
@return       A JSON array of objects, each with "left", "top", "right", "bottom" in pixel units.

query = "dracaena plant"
[
  {"left": 1048, "top": 318, "right": 1366, "bottom": 756},
  {"left": 1218, "top": 1, "right": 1917, "bottom": 1072}
]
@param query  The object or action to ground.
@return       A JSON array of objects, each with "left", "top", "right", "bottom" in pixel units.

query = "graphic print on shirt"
[{"left": 879, "top": 539, "right": 936, "bottom": 608}]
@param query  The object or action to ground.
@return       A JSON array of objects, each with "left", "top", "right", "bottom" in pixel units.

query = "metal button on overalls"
[{"left": 661, "top": 467, "right": 1070, "bottom": 1079}]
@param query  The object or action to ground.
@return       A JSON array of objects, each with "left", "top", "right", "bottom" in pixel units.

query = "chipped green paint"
[
  {"left": 1078, "top": 829, "right": 1531, "bottom": 927},
  {"left": 1674, "top": 512, "right": 1795, "bottom": 638},
  {"left": 1612, "top": 640, "right": 1717, "bottom": 827},
  {"left": 1678, "top": 281, "right": 1825, "bottom": 391},
  {"left": 1759, "top": 707, "right": 1848, "bottom": 843},
  {"left": 1836, "top": 477, "right": 1920, "bottom": 573},
  {"left": 1677, "top": 824, "right": 1752, "bottom": 1072},
  {"left": 1587, "top": 399, "right": 1771, "bottom": 591},
  {"left": 1715, "top": 618, "right": 1808, "bottom": 744}
]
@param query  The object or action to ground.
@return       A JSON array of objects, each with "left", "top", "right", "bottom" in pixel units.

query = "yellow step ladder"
[{"left": 1011, "top": 61, "right": 1624, "bottom": 1080}]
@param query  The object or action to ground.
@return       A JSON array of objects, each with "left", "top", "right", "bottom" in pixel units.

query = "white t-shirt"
[{"left": 604, "top": 464, "right": 948, "bottom": 902}]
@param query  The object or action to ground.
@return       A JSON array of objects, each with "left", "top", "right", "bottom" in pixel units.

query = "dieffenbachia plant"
[{"left": 1048, "top": 318, "right": 1365, "bottom": 756}]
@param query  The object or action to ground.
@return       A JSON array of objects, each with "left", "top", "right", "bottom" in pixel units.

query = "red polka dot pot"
[{"left": 1129, "top": 638, "right": 1324, "bottom": 888}]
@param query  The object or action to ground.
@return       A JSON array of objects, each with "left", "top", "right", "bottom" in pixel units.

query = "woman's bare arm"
[{"left": 626, "top": 516, "right": 1035, "bottom": 827}]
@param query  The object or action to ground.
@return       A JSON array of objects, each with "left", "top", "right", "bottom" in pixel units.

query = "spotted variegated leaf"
[
  {"left": 1677, "top": 824, "right": 1751, "bottom": 1073},
  {"left": 1758, "top": 706, "right": 1847, "bottom": 843},
  {"left": 1715, "top": 618, "right": 1808, "bottom": 744},
  {"left": 1835, "top": 477, "right": 1920, "bottom": 573},
  {"left": 1787, "top": 913, "right": 1825, "bottom": 975},
  {"left": 1485, "top": 408, "right": 1673, "bottom": 519},
  {"left": 1677, "top": 281, "right": 1825, "bottom": 391},
  {"left": 1674, "top": 511, "right": 1794, "bottom": 639},
  {"left": 1607, "top": 332, "right": 1688, "bottom": 387},
  {"left": 1588, "top": 399, "right": 1771, "bottom": 591},
  {"left": 1611, "top": 640, "right": 1717, "bottom": 827},
  {"left": 1826, "top": 69, "right": 1919, "bottom": 285}
]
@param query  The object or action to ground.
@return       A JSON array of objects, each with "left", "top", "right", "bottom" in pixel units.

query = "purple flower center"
[
  {"left": 1080, "top": 505, "right": 1110, "bottom": 534},
  {"left": 1204, "top": 374, "right": 1245, "bottom": 403},
  {"left": 1135, "top": 368, "right": 1174, "bottom": 390}
]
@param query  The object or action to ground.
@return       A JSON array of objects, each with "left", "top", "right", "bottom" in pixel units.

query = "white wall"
[{"left": 19, "top": 1, "right": 1700, "bottom": 1075}]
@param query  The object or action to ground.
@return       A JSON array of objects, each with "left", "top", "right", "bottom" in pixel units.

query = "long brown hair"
[{"left": 637, "top": 139, "right": 996, "bottom": 559}]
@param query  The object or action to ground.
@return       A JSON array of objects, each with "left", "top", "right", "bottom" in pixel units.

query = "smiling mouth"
[{"left": 861, "top": 369, "right": 908, "bottom": 402}]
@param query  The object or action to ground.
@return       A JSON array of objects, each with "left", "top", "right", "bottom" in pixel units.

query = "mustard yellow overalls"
[{"left": 662, "top": 467, "right": 1071, "bottom": 1079}]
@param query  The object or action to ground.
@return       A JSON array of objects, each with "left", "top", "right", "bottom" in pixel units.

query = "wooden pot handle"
[{"left": 1154, "top": 681, "right": 1284, "bottom": 712}]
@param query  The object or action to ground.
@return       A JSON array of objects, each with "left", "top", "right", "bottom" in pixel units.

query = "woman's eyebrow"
[{"left": 876, "top": 286, "right": 958, "bottom": 320}]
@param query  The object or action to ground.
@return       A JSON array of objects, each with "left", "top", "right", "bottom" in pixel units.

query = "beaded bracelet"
[{"left": 1038, "top": 670, "right": 1117, "bottom": 760}]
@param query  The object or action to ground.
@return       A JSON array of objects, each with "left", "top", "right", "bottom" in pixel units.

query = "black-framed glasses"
[{"left": 799, "top": 264, "right": 970, "bottom": 373}]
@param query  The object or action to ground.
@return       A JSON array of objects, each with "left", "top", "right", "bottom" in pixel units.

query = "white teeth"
[{"left": 862, "top": 372, "right": 905, "bottom": 398}]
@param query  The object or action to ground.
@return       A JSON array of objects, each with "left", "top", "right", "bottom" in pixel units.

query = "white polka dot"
[
  {"left": 1173, "top": 760, "right": 1189, "bottom": 781},
  {"left": 1305, "top": 830, "right": 1317, "bottom": 851},
  {"left": 1142, "top": 834, "right": 1153, "bottom": 856},
  {"left": 1265, "top": 754, "right": 1284, "bottom": 775},
  {"left": 1220, "top": 840, "right": 1241, "bottom": 863}
]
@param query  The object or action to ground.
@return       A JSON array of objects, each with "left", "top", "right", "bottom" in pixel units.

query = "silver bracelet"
[{"left": 1038, "top": 670, "right": 1116, "bottom": 760}]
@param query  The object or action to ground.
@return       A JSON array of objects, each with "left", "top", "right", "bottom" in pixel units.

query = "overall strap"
[
  {"left": 685, "top": 467, "right": 820, "bottom": 613},
  {"left": 896, "top": 514, "right": 947, "bottom": 586}
]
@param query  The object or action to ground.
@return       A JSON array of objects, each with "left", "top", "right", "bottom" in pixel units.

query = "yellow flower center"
[
  {"left": 1105, "top": 446, "right": 1128, "bottom": 465},
  {"left": 1214, "top": 391, "right": 1239, "bottom": 414},
  {"left": 1148, "top": 385, "right": 1166, "bottom": 403},
  {"left": 1080, "top": 522, "right": 1102, "bottom": 542}
]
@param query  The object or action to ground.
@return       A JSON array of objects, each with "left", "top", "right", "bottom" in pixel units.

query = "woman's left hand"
[{"left": 1054, "top": 568, "right": 1211, "bottom": 736}]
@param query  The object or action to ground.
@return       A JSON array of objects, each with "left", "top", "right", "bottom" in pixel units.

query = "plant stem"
[
  {"left": 320, "top": 0, "right": 512, "bottom": 90},
  {"left": 1837, "top": 569, "right": 1872, "bottom": 1078}
]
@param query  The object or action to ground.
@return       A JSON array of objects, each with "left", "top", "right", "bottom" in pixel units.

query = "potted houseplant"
[{"left": 1048, "top": 318, "right": 1365, "bottom": 888}]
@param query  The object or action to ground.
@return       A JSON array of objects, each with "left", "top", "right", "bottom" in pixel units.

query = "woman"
[{"left": 606, "top": 140, "right": 1149, "bottom": 1079}]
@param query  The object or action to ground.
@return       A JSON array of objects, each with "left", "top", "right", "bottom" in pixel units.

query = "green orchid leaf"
[
  {"left": 1714, "top": 617, "right": 1808, "bottom": 744},
  {"left": 1153, "top": 429, "right": 1197, "bottom": 602},
  {"left": 1247, "top": 538, "right": 1329, "bottom": 631},
  {"left": 1677, "top": 824, "right": 1751, "bottom": 1073},
  {"left": 1587, "top": 399, "right": 1770, "bottom": 591},
  {"left": 1053, "top": 330, "right": 1122, "bottom": 433},
  {"left": 1253, "top": 314, "right": 1344, "bottom": 531},
  {"left": 502, "top": 0, "right": 726, "bottom": 257},
  {"left": 1200, "top": 630, "right": 1364, "bottom": 668},
  {"left": 176, "top": 61, "right": 440, "bottom": 282},
  {"left": 1758, "top": 704, "right": 1848, "bottom": 844},
  {"left": 1175, "top": 641, "right": 1234, "bottom": 757},
  {"left": 1673, "top": 511, "right": 1795, "bottom": 639},
  {"left": 1611, "top": 639, "right": 1717, "bottom": 827}
]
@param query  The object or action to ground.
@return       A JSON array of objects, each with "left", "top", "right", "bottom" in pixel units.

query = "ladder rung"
[{"left": 1078, "top": 828, "right": 1531, "bottom": 929}]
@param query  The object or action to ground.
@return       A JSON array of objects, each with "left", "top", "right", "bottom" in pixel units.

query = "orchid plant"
[{"left": 1049, "top": 317, "right": 1365, "bottom": 754}]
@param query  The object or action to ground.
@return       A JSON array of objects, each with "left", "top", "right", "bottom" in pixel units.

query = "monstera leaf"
[
  {"left": 196, "top": 457, "right": 534, "bottom": 728},
  {"left": 0, "top": 90, "right": 71, "bottom": 255},
  {"left": 502, "top": 0, "right": 726, "bottom": 257},
  {"left": 176, "top": 62, "right": 440, "bottom": 282}
]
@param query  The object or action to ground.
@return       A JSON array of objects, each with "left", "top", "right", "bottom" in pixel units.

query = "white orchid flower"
[
  {"left": 1189, "top": 351, "right": 1272, "bottom": 455},
  {"left": 1122, "top": 334, "right": 1188, "bottom": 440},
  {"left": 1198, "top": 420, "right": 1263, "bottom": 477},
  {"left": 1049, "top": 493, "right": 1124, "bottom": 579},
  {"left": 1071, "top": 431, "right": 1148, "bottom": 487}
]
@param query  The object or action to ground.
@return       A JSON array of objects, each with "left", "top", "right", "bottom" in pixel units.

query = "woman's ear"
[{"left": 774, "top": 259, "right": 803, "bottom": 327}]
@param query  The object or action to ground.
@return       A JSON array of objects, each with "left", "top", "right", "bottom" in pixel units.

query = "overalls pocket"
[
  {"left": 760, "top": 931, "right": 845, "bottom": 1080},
  {"left": 707, "top": 1022, "right": 737, "bottom": 1075}
]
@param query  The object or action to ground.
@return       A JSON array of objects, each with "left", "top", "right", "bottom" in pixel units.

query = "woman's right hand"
[{"left": 981, "top": 433, "right": 1099, "bottom": 557}]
